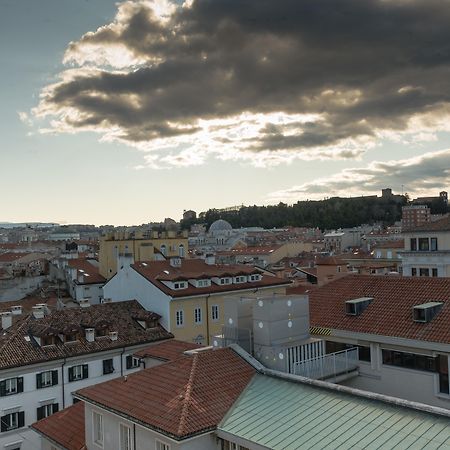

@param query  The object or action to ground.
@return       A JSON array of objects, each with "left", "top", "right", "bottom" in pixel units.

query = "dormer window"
[
  {"left": 249, "top": 274, "right": 262, "bottom": 282},
  {"left": 234, "top": 275, "right": 247, "bottom": 284},
  {"left": 174, "top": 281, "right": 187, "bottom": 290},
  {"left": 413, "top": 302, "right": 443, "bottom": 323},
  {"left": 345, "top": 297, "right": 373, "bottom": 316},
  {"left": 197, "top": 279, "right": 210, "bottom": 288},
  {"left": 41, "top": 335, "right": 56, "bottom": 347},
  {"left": 65, "top": 333, "right": 78, "bottom": 343},
  {"left": 220, "top": 277, "right": 232, "bottom": 285}
]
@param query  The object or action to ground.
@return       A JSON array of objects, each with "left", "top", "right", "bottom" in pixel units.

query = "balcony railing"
[{"left": 293, "top": 347, "right": 359, "bottom": 381}]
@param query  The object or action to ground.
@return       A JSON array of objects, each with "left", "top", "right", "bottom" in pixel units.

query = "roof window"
[
  {"left": 345, "top": 297, "right": 373, "bottom": 316},
  {"left": 413, "top": 302, "right": 443, "bottom": 323}
]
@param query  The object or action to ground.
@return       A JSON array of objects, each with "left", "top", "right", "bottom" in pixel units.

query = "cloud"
[
  {"left": 33, "top": 0, "right": 450, "bottom": 167},
  {"left": 267, "top": 148, "right": 450, "bottom": 202}
]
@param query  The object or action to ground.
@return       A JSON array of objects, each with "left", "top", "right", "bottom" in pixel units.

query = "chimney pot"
[{"left": 1, "top": 312, "right": 12, "bottom": 330}]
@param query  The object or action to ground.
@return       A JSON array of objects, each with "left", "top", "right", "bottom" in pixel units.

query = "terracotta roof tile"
[
  {"left": 32, "top": 402, "right": 85, "bottom": 450},
  {"left": 68, "top": 258, "right": 106, "bottom": 284},
  {"left": 134, "top": 339, "right": 201, "bottom": 361},
  {"left": 76, "top": 348, "right": 255, "bottom": 440},
  {"left": 130, "top": 260, "right": 290, "bottom": 298},
  {"left": 0, "top": 300, "right": 172, "bottom": 370},
  {"left": 310, "top": 275, "right": 450, "bottom": 344}
]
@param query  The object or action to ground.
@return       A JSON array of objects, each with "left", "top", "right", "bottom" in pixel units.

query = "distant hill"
[{"left": 183, "top": 195, "right": 412, "bottom": 230}]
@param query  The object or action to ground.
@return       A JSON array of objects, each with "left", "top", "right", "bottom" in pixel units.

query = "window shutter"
[
  {"left": 52, "top": 370, "right": 58, "bottom": 386},
  {"left": 82, "top": 364, "right": 89, "bottom": 379},
  {"left": 37, "top": 406, "right": 44, "bottom": 421},
  {"left": 17, "top": 377, "right": 24, "bottom": 393},
  {"left": 126, "top": 355, "right": 132, "bottom": 370},
  {"left": 52, "top": 403, "right": 59, "bottom": 414},
  {"left": 103, "top": 359, "right": 108, "bottom": 374},
  {"left": 0, "top": 415, "right": 7, "bottom": 432},
  {"left": 36, "top": 373, "right": 42, "bottom": 389},
  {"left": 0, "top": 381, "right": 6, "bottom": 397},
  {"left": 18, "top": 411, "right": 25, "bottom": 428},
  {"left": 68, "top": 367, "right": 74, "bottom": 382}
]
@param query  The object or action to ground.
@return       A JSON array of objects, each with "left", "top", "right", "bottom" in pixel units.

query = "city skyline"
[{"left": 2, "top": 0, "right": 450, "bottom": 225}]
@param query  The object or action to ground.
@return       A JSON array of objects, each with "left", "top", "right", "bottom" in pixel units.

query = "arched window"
[
  {"left": 179, "top": 244, "right": 185, "bottom": 258},
  {"left": 160, "top": 244, "right": 167, "bottom": 257}
]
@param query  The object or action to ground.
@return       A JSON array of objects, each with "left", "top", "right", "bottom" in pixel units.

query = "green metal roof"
[{"left": 218, "top": 374, "right": 450, "bottom": 449}]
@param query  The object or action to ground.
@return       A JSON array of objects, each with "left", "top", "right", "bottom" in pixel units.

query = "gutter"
[{"left": 61, "top": 357, "right": 66, "bottom": 408}]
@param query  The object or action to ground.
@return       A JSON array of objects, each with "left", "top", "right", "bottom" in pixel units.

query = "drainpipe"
[
  {"left": 120, "top": 347, "right": 125, "bottom": 376},
  {"left": 61, "top": 358, "right": 66, "bottom": 408},
  {"left": 133, "top": 423, "right": 136, "bottom": 450},
  {"left": 206, "top": 294, "right": 210, "bottom": 345}
]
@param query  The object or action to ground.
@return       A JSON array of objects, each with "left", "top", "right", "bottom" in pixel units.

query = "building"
[
  {"left": 98, "top": 230, "right": 188, "bottom": 279},
  {"left": 323, "top": 228, "right": 364, "bottom": 253},
  {"left": 0, "top": 300, "right": 171, "bottom": 450},
  {"left": 401, "top": 215, "right": 450, "bottom": 277},
  {"left": 32, "top": 345, "right": 450, "bottom": 450},
  {"left": 103, "top": 257, "right": 290, "bottom": 345},
  {"left": 309, "top": 275, "right": 450, "bottom": 409},
  {"left": 215, "top": 242, "right": 313, "bottom": 268},
  {"left": 402, "top": 205, "right": 431, "bottom": 229},
  {"left": 65, "top": 258, "right": 106, "bottom": 304}
]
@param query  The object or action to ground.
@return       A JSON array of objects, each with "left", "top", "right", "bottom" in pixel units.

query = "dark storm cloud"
[{"left": 34, "top": 0, "right": 450, "bottom": 166}]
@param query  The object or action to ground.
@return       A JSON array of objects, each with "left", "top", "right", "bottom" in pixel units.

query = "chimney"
[
  {"left": 109, "top": 331, "right": 118, "bottom": 341},
  {"left": 79, "top": 299, "right": 90, "bottom": 308},
  {"left": 205, "top": 254, "right": 216, "bottom": 265},
  {"left": 1, "top": 312, "right": 12, "bottom": 330},
  {"left": 85, "top": 328, "right": 95, "bottom": 342},
  {"left": 169, "top": 257, "right": 182, "bottom": 268},
  {"left": 32, "top": 305, "right": 45, "bottom": 319},
  {"left": 11, "top": 305, "right": 22, "bottom": 316}
]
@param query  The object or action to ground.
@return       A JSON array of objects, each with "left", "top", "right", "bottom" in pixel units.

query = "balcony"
[{"left": 293, "top": 347, "right": 359, "bottom": 382}]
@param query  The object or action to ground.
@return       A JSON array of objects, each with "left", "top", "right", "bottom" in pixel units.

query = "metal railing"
[{"left": 293, "top": 347, "right": 359, "bottom": 381}]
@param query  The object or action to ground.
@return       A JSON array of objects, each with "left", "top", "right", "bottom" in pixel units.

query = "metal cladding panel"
[
  {"left": 218, "top": 375, "right": 450, "bottom": 450},
  {"left": 223, "top": 296, "right": 253, "bottom": 330},
  {"left": 252, "top": 295, "right": 309, "bottom": 321}
]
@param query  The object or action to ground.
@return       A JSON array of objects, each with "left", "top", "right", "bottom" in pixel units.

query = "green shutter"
[
  {"left": 0, "top": 381, "right": 6, "bottom": 397},
  {"left": 68, "top": 367, "right": 74, "bottom": 382},
  {"left": 52, "top": 370, "right": 58, "bottom": 386},
  {"left": 37, "top": 406, "right": 44, "bottom": 421},
  {"left": 36, "top": 373, "right": 42, "bottom": 389},
  {"left": 18, "top": 411, "right": 25, "bottom": 428},
  {"left": 52, "top": 403, "right": 59, "bottom": 414},
  {"left": 17, "top": 377, "right": 23, "bottom": 393},
  {"left": 126, "top": 355, "right": 132, "bottom": 369},
  {"left": 82, "top": 364, "right": 89, "bottom": 379}
]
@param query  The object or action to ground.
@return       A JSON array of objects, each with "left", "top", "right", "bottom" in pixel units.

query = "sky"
[{"left": 1, "top": 0, "right": 450, "bottom": 226}]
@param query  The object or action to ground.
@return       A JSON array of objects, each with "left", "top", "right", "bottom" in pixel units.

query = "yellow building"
[
  {"left": 98, "top": 230, "right": 188, "bottom": 279},
  {"left": 103, "top": 257, "right": 291, "bottom": 345}
]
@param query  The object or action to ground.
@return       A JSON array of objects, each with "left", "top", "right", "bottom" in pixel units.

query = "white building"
[
  {"left": 0, "top": 301, "right": 171, "bottom": 450},
  {"left": 401, "top": 215, "right": 450, "bottom": 277},
  {"left": 309, "top": 274, "right": 450, "bottom": 409}
]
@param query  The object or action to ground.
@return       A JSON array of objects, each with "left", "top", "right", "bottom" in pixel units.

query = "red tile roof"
[
  {"left": 68, "top": 258, "right": 106, "bottom": 284},
  {"left": 76, "top": 348, "right": 255, "bottom": 440},
  {"left": 134, "top": 339, "right": 201, "bottom": 361},
  {"left": 32, "top": 402, "right": 85, "bottom": 450},
  {"left": 372, "top": 240, "right": 405, "bottom": 249},
  {"left": 310, "top": 275, "right": 450, "bottom": 344},
  {"left": 0, "top": 252, "right": 32, "bottom": 262},
  {"left": 217, "top": 245, "right": 283, "bottom": 256},
  {"left": 131, "top": 260, "right": 290, "bottom": 298}
]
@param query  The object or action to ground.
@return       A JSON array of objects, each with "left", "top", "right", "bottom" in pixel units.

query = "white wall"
[
  {"left": 84, "top": 404, "right": 218, "bottom": 450},
  {"left": 0, "top": 344, "right": 148, "bottom": 450},
  {"left": 104, "top": 266, "right": 171, "bottom": 330}
]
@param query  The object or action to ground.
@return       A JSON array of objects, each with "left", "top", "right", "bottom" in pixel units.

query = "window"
[
  {"left": 419, "top": 268, "right": 430, "bottom": 277},
  {"left": 0, "top": 412, "right": 24, "bottom": 432},
  {"left": 37, "top": 403, "right": 59, "bottom": 420},
  {"left": 178, "top": 244, "right": 185, "bottom": 258},
  {"left": 37, "top": 370, "right": 58, "bottom": 389},
  {"left": 156, "top": 440, "right": 170, "bottom": 450},
  {"left": 197, "top": 279, "right": 210, "bottom": 287},
  {"left": 119, "top": 423, "right": 132, "bottom": 450},
  {"left": 382, "top": 349, "right": 437, "bottom": 372},
  {"left": 249, "top": 274, "right": 261, "bottom": 282},
  {"left": 103, "top": 359, "right": 114, "bottom": 375},
  {"left": 432, "top": 268, "right": 438, "bottom": 277},
  {"left": 438, "top": 354, "right": 449, "bottom": 395},
  {"left": 220, "top": 277, "right": 231, "bottom": 285},
  {"left": 160, "top": 245, "right": 167, "bottom": 257},
  {"left": 411, "top": 268, "right": 417, "bottom": 276},
  {"left": 126, "top": 355, "right": 139, "bottom": 370},
  {"left": 173, "top": 281, "right": 186, "bottom": 289},
  {"left": 431, "top": 238, "right": 438, "bottom": 251},
  {"left": 234, "top": 276, "right": 247, "bottom": 283},
  {"left": 176, "top": 310, "right": 184, "bottom": 327},
  {"left": 410, "top": 238, "right": 417, "bottom": 251},
  {"left": 194, "top": 307, "right": 202, "bottom": 324},
  {"left": 93, "top": 412, "right": 103, "bottom": 446},
  {"left": 68, "top": 364, "right": 88, "bottom": 382},
  {"left": 211, "top": 305, "right": 219, "bottom": 321},
  {"left": 0, "top": 377, "right": 23, "bottom": 396},
  {"left": 326, "top": 342, "right": 371, "bottom": 362},
  {"left": 418, "top": 238, "right": 429, "bottom": 251}
]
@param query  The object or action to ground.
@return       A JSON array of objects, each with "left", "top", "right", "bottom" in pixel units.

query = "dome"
[{"left": 208, "top": 219, "right": 233, "bottom": 233}]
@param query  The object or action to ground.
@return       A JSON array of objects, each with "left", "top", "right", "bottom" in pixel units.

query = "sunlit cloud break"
[
  {"left": 268, "top": 149, "right": 450, "bottom": 202},
  {"left": 31, "top": 0, "right": 450, "bottom": 168}
]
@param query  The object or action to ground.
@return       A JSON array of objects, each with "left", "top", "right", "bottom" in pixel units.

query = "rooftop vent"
[
  {"left": 79, "top": 299, "right": 90, "bottom": 308},
  {"left": 345, "top": 297, "right": 373, "bottom": 316},
  {"left": 32, "top": 305, "right": 45, "bottom": 319},
  {"left": 413, "top": 302, "right": 443, "bottom": 323},
  {"left": 85, "top": 328, "right": 95, "bottom": 342},
  {"left": 109, "top": 331, "right": 118, "bottom": 341},
  {"left": 11, "top": 305, "right": 22, "bottom": 316},
  {"left": 1, "top": 312, "right": 12, "bottom": 330}
]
